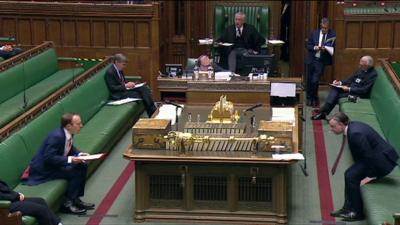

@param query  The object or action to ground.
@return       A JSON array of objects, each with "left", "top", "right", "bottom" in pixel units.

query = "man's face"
[
  {"left": 235, "top": 15, "right": 245, "bottom": 28},
  {"left": 199, "top": 56, "right": 210, "bottom": 67},
  {"left": 67, "top": 115, "right": 83, "bottom": 135},
  {"left": 359, "top": 58, "right": 369, "bottom": 71},
  {"left": 320, "top": 23, "right": 329, "bottom": 34},
  {"left": 329, "top": 119, "right": 345, "bottom": 135},
  {"left": 115, "top": 61, "right": 127, "bottom": 71}
]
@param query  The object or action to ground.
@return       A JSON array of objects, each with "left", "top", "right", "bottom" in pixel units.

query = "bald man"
[{"left": 312, "top": 56, "right": 377, "bottom": 120}]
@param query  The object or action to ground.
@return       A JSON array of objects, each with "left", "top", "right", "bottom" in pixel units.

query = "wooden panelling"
[
  {"left": 0, "top": 1, "right": 161, "bottom": 99},
  {"left": 395, "top": 22, "right": 400, "bottom": 48},
  {"left": 377, "top": 21, "right": 392, "bottom": 48},
  {"left": 361, "top": 22, "right": 375, "bottom": 48},
  {"left": 345, "top": 22, "right": 361, "bottom": 48}
]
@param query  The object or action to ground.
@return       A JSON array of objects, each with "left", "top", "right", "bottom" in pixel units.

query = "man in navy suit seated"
[
  {"left": 329, "top": 112, "right": 398, "bottom": 221},
  {"left": 22, "top": 113, "right": 94, "bottom": 215},
  {"left": 306, "top": 17, "right": 336, "bottom": 107}
]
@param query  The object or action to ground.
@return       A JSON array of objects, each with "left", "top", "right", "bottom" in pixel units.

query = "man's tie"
[
  {"left": 236, "top": 28, "right": 241, "bottom": 37},
  {"left": 331, "top": 135, "right": 347, "bottom": 175},
  {"left": 64, "top": 138, "right": 72, "bottom": 156},
  {"left": 322, "top": 33, "right": 327, "bottom": 45}
]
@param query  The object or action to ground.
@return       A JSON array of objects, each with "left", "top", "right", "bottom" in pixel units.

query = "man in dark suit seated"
[
  {"left": 0, "top": 179, "right": 62, "bottom": 225},
  {"left": 312, "top": 55, "right": 377, "bottom": 120},
  {"left": 328, "top": 112, "right": 398, "bottom": 221},
  {"left": 105, "top": 53, "right": 157, "bottom": 117},
  {"left": 0, "top": 43, "right": 23, "bottom": 60},
  {"left": 217, "top": 12, "right": 265, "bottom": 73},
  {"left": 186, "top": 55, "right": 225, "bottom": 73},
  {"left": 22, "top": 113, "right": 94, "bottom": 215},
  {"left": 305, "top": 17, "right": 336, "bottom": 107}
]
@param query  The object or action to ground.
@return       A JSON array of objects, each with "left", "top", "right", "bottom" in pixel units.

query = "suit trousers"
[
  {"left": 307, "top": 58, "right": 325, "bottom": 102},
  {"left": 10, "top": 197, "right": 60, "bottom": 225},
  {"left": 51, "top": 163, "right": 87, "bottom": 201},
  {"left": 320, "top": 87, "right": 349, "bottom": 115},
  {"left": 228, "top": 48, "right": 247, "bottom": 73},
  {"left": 125, "top": 85, "right": 156, "bottom": 116}
]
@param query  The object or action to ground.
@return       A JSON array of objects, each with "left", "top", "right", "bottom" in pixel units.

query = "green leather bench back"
[
  {"left": 391, "top": 61, "right": 400, "bottom": 79},
  {"left": 370, "top": 67, "right": 400, "bottom": 152},
  {"left": 214, "top": 5, "right": 270, "bottom": 40},
  {"left": 0, "top": 135, "right": 30, "bottom": 189},
  {"left": 0, "top": 49, "right": 58, "bottom": 105}
]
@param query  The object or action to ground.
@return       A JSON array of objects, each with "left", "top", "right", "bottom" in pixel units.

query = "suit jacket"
[
  {"left": 23, "top": 128, "right": 80, "bottom": 185},
  {"left": 341, "top": 67, "right": 377, "bottom": 98},
  {"left": 105, "top": 65, "right": 128, "bottom": 100},
  {"left": 348, "top": 121, "right": 398, "bottom": 177},
  {"left": 306, "top": 29, "right": 336, "bottom": 65},
  {"left": 217, "top": 23, "right": 265, "bottom": 53},
  {"left": 0, "top": 179, "right": 19, "bottom": 202}
]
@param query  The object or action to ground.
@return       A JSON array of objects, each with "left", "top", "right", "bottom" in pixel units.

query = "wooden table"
[
  {"left": 124, "top": 105, "right": 301, "bottom": 224},
  {"left": 157, "top": 76, "right": 304, "bottom": 105}
]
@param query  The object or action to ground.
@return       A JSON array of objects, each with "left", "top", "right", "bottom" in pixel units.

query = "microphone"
[
  {"left": 244, "top": 103, "right": 262, "bottom": 112},
  {"left": 165, "top": 100, "right": 183, "bottom": 108}
]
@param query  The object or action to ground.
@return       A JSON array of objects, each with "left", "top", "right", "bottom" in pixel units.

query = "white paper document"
[
  {"left": 127, "top": 82, "right": 146, "bottom": 90},
  {"left": 272, "top": 153, "right": 304, "bottom": 160},
  {"left": 325, "top": 46, "right": 334, "bottom": 56},
  {"left": 198, "top": 39, "right": 213, "bottom": 45},
  {"left": 155, "top": 104, "right": 184, "bottom": 125},
  {"left": 329, "top": 83, "right": 343, "bottom": 88},
  {"left": 107, "top": 98, "right": 142, "bottom": 105},
  {"left": 271, "top": 82, "right": 296, "bottom": 97},
  {"left": 272, "top": 107, "right": 296, "bottom": 124},
  {"left": 268, "top": 40, "right": 285, "bottom": 45},
  {"left": 218, "top": 42, "right": 233, "bottom": 46},
  {"left": 214, "top": 72, "right": 232, "bottom": 81},
  {"left": 76, "top": 153, "right": 105, "bottom": 161}
]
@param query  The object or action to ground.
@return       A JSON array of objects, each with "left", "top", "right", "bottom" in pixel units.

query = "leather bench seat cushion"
[
  {"left": 74, "top": 103, "right": 144, "bottom": 155},
  {"left": 339, "top": 98, "right": 375, "bottom": 115},
  {"left": 0, "top": 65, "right": 24, "bottom": 104},
  {"left": 361, "top": 167, "right": 400, "bottom": 225},
  {"left": 22, "top": 216, "right": 37, "bottom": 225},
  {"left": 0, "top": 135, "right": 30, "bottom": 188},
  {"left": 14, "top": 179, "right": 68, "bottom": 209},
  {"left": 0, "top": 68, "right": 84, "bottom": 127}
]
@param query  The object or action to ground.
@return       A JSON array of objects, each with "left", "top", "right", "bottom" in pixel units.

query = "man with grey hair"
[
  {"left": 105, "top": 53, "right": 157, "bottom": 117},
  {"left": 312, "top": 55, "right": 377, "bottom": 120},
  {"left": 217, "top": 12, "right": 265, "bottom": 73},
  {"left": 306, "top": 17, "right": 336, "bottom": 107}
]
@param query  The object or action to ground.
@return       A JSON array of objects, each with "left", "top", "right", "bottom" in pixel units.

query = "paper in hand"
[{"left": 76, "top": 153, "right": 105, "bottom": 161}]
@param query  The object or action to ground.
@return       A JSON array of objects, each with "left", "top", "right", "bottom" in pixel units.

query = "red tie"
[
  {"left": 64, "top": 138, "right": 72, "bottom": 156},
  {"left": 331, "top": 135, "right": 347, "bottom": 175}
]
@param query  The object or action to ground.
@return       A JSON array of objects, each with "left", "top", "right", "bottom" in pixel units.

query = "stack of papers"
[
  {"left": 214, "top": 72, "right": 232, "bottom": 81},
  {"left": 268, "top": 40, "right": 285, "bottom": 45},
  {"left": 272, "top": 153, "right": 304, "bottom": 160},
  {"left": 155, "top": 104, "right": 184, "bottom": 125},
  {"left": 107, "top": 98, "right": 142, "bottom": 105},
  {"left": 272, "top": 107, "right": 295, "bottom": 124},
  {"left": 217, "top": 42, "right": 233, "bottom": 46},
  {"left": 76, "top": 153, "right": 105, "bottom": 161},
  {"left": 199, "top": 39, "right": 213, "bottom": 45}
]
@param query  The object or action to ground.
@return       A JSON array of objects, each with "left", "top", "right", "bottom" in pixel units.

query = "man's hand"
[
  {"left": 71, "top": 157, "right": 85, "bottom": 164},
  {"left": 313, "top": 46, "right": 321, "bottom": 51},
  {"left": 360, "top": 177, "right": 376, "bottom": 186},
  {"left": 332, "top": 80, "right": 341, "bottom": 85},
  {"left": 125, "top": 82, "right": 135, "bottom": 89},
  {"left": 341, "top": 86, "right": 350, "bottom": 92},
  {"left": 19, "top": 193, "right": 25, "bottom": 201}
]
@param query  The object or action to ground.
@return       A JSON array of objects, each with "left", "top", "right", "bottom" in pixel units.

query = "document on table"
[
  {"left": 215, "top": 72, "right": 232, "bottom": 81},
  {"left": 271, "top": 82, "right": 296, "bottom": 97},
  {"left": 155, "top": 104, "right": 184, "bottom": 125},
  {"left": 76, "top": 153, "right": 105, "bottom": 161},
  {"left": 217, "top": 42, "right": 233, "bottom": 47},
  {"left": 272, "top": 153, "right": 304, "bottom": 160},
  {"left": 107, "top": 98, "right": 142, "bottom": 105},
  {"left": 272, "top": 107, "right": 295, "bottom": 124}
]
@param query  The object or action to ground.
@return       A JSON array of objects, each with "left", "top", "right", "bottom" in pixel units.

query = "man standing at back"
[
  {"left": 22, "top": 113, "right": 94, "bottom": 215},
  {"left": 306, "top": 18, "right": 336, "bottom": 107},
  {"left": 217, "top": 12, "right": 265, "bottom": 73}
]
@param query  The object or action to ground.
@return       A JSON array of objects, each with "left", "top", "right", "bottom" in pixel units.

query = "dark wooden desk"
[
  {"left": 124, "top": 105, "right": 301, "bottom": 224},
  {"left": 157, "top": 76, "right": 304, "bottom": 105}
]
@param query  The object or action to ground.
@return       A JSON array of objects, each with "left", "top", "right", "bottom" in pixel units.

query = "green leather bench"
[
  {"left": 0, "top": 48, "right": 85, "bottom": 128},
  {"left": 0, "top": 64, "right": 145, "bottom": 225},
  {"left": 339, "top": 66, "right": 400, "bottom": 225}
]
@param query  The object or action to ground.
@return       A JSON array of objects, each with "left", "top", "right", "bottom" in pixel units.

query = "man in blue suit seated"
[
  {"left": 329, "top": 112, "right": 398, "bottom": 221},
  {"left": 0, "top": 43, "right": 23, "bottom": 60},
  {"left": 0, "top": 179, "right": 62, "bottom": 225},
  {"left": 306, "top": 17, "right": 336, "bottom": 107},
  {"left": 22, "top": 113, "right": 94, "bottom": 215}
]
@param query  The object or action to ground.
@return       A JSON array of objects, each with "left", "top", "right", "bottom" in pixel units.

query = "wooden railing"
[
  {"left": 0, "top": 56, "right": 112, "bottom": 141},
  {"left": 379, "top": 58, "right": 400, "bottom": 94}
]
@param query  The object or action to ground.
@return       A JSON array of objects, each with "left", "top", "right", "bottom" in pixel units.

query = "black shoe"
[
  {"left": 311, "top": 113, "right": 326, "bottom": 120},
  {"left": 341, "top": 211, "right": 365, "bottom": 221},
  {"left": 74, "top": 198, "right": 95, "bottom": 210},
  {"left": 330, "top": 208, "right": 348, "bottom": 218},
  {"left": 60, "top": 202, "right": 87, "bottom": 215}
]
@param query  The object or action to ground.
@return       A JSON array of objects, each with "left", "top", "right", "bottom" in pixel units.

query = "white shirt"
[
  {"left": 63, "top": 128, "right": 74, "bottom": 163},
  {"left": 344, "top": 125, "right": 348, "bottom": 136},
  {"left": 315, "top": 30, "right": 326, "bottom": 58}
]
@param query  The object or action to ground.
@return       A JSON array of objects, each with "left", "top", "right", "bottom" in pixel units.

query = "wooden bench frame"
[{"left": 379, "top": 58, "right": 400, "bottom": 94}]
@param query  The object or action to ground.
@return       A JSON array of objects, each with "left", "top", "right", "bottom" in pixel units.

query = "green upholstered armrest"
[
  {"left": 125, "top": 75, "right": 142, "bottom": 81},
  {"left": 57, "top": 57, "right": 80, "bottom": 62},
  {"left": 214, "top": 5, "right": 270, "bottom": 40},
  {"left": 0, "top": 200, "right": 11, "bottom": 208}
]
